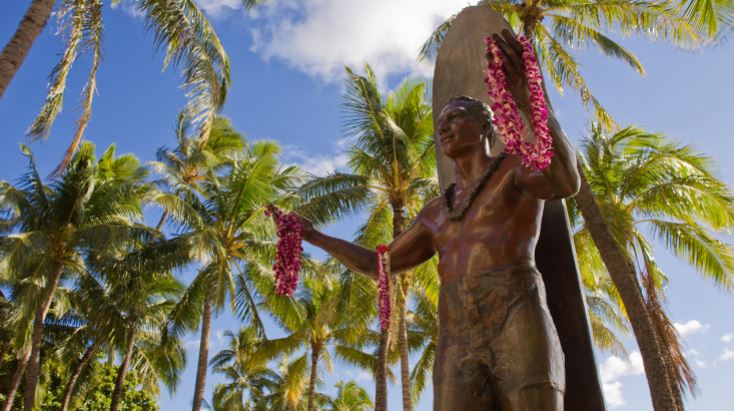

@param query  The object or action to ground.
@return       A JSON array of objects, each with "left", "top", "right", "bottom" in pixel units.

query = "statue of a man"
[{"left": 299, "top": 30, "right": 580, "bottom": 410}]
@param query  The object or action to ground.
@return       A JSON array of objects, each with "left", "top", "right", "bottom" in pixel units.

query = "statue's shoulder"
[{"left": 416, "top": 197, "right": 443, "bottom": 222}]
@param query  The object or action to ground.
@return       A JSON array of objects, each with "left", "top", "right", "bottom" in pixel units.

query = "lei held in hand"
[
  {"left": 376, "top": 244, "right": 391, "bottom": 332},
  {"left": 265, "top": 205, "right": 304, "bottom": 296},
  {"left": 484, "top": 34, "right": 553, "bottom": 171}
]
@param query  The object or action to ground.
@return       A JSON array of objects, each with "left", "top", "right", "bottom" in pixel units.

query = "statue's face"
[{"left": 437, "top": 101, "right": 487, "bottom": 158}]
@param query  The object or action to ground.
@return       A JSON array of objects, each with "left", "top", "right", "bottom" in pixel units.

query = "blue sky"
[{"left": 1, "top": 1, "right": 734, "bottom": 410}]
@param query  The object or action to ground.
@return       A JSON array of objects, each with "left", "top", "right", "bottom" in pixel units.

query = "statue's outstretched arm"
[{"left": 300, "top": 213, "right": 436, "bottom": 280}]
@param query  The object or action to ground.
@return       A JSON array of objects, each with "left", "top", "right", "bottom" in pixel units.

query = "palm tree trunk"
[
  {"left": 307, "top": 344, "right": 320, "bottom": 411},
  {"left": 60, "top": 340, "right": 102, "bottom": 411},
  {"left": 391, "top": 203, "right": 413, "bottom": 411},
  {"left": 23, "top": 264, "right": 64, "bottom": 411},
  {"left": 155, "top": 210, "right": 168, "bottom": 231},
  {"left": 191, "top": 286, "right": 214, "bottom": 411},
  {"left": 575, "top": 166, "right": 678, "bottom": 411},
  {"left": 1, "top": 348, "right": 31, "bottom": 411},
  {"left": 0, "top": 0, "right": 57, "bottom": 98},
  {"left": 110, "top": 328, "right": 137, "bottom": 411}
]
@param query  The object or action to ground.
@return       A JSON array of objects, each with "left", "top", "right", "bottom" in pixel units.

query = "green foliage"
[{"left": 41, "top": 363, "right": 158, "bottom": 411}]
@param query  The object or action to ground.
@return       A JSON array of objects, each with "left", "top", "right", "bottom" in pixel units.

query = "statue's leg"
[
  {"left": 433, "top": 333, "right": 498, "bottom": 410},
  {"left": 500, "top": 385, "right": 563, "bottom": 411},
  {"left": 467, "top": 267, "right": 566, "bottom": 411}
]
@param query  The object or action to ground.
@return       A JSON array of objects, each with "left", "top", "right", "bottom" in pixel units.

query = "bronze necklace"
[{"left": 442, "top": 153, "right": 505, "bottom": 221}]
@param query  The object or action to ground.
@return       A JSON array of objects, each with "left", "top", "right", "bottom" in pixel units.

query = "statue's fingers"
[
  {"left": 492, "top": 34, "right": 523, "bottom": 72},
  {"left": 501, "top": 29, "right": 525, "bottom": 53}
]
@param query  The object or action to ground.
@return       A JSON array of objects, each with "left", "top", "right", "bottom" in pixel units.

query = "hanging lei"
[
  {"left": 376, "top": 244, "right": 391, "bottom": 332},
  {"left": 484, "top": 34, "right": 553, "bottom": 171},
  {"left": 442, "top": 153, "right": 506, "bottom": 221},
  {"left": 265, "top": 205, "right": 304, "bottom": 296}
]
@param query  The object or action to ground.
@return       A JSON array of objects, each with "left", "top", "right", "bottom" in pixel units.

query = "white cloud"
[
  {"left": 718, "top": 348, "right": 734, "bottom": 363},
  {"left": 674, "top": 320, "right": 711, "bottom": 337},
  {"left": 344, "top": 369, "right": 372, "bottom": 382},
  {"left": 599, "top": 351, "right": 645, "bottom": 409},
  {"left": 603, "top": 382, "right": 625, "bottom": 409},
  {"left": 249, "top": 0, "right": 470, "bottom": 81},
  {"left": 289, "top": 150, "right": 350, "bottom": 176},
  {"left": 722, "top": 334, "right": 734, "bottom": 344},
  {"left": 695, "top": 360, "right": 707, "bottom": 368},
  {"left": 184, "top": 339, "right": 200, "bottom": 350},
  {"left": 600, "top": 351, "right": 645, "bottom": 383},
  {"left": 194, "top": 0, "right": 242, "bottom": 18}
]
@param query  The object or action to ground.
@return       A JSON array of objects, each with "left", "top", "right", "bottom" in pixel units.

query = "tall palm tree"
[
  {"left": 0, "top": 0, "right": 57, "bottom": 97},
  {"left": 571, "top": 125, "right": 734, "bottom": 406},
  {"left": 1, "top": 0, "right": 229, "bottom": 172},
  {"left": 421, "top": 0, "right": 722, "bottom": 130},
  {"left": 299, "top": 65, "right": 437, "bottom": 411},
  {"left": 160, "top": 138, "right": 300, "bottom": 411},
  {"left": 0, "top": 143, "right": 153, "bottom": 411}
]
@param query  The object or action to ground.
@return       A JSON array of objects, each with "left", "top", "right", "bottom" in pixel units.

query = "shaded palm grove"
[{"left": 2, "top": 1, "right": 734, "bottom": 411}]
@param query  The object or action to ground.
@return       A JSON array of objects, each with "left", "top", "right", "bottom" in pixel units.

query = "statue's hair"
[{"left": 445, "top": 95, "right": 497, "bottom": 146}]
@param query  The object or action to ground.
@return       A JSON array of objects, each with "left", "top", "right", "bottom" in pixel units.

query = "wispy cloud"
[
  {"left": 603, "top": 382, "right": 625, "bottom": 408},
  {"left": 717, "top": 348, "right": 734, "bottom": 364},
  {"left": 599, "top": 351, "right": 645, "bottom": 409},
  {"left": 194, "top": 0, "right": 242, "bottom": 18},
  {"left": 674, "top": 320, "right": 710, "bottom": 337},
  {"left": 721, "top": 333, "right": 734, "bottom": 344},
  {"left": 249, "top": 0, "right": 469, "bottom": 82}
]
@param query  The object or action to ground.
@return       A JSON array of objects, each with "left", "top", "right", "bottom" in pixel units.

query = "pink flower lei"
[
  {"left": 376, "top": 244, "right": 391, "bottom": 332},
  {"left": 484, "top": 34, "right": 553, "bottom": 171},
  {"left": 265, "top": 205, "right": 304, "bottom": 296}
]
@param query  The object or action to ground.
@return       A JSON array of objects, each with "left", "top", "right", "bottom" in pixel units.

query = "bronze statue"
[{"left": 297, "top": 29, "right": 583, "bottom": 410}]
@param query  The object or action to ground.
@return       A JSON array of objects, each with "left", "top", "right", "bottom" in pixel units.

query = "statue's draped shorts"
[{"left": 433, "top": 265, "right": 565, "bottom": 410}]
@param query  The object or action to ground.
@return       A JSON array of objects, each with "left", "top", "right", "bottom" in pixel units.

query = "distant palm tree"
[
  {"left": 210, "top": 326, "right": 276, "bottom": 411},
  {"left": 326, "top": 381, "right": 373, "bottom": 411},
  {"left": 151, "top": 114, "right": 245, "bottom": 230},
  {"left": 160, "top": 137, "right": 300, "bottom": 411},
  {"left": 0, "top": 143, "right": 153, "bottom": 411},
  {"left": 299, "top": 65, "right": 437, "bottom": 411},
  {"left": 572, "top": 124, "right": 734, "bottom": 407},
  {"left": 420, "top": 0, "right": 724, "bottom": 129}
]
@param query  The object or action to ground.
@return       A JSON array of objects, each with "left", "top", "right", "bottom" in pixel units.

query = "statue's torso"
[{"left": 420, "top": 157, "right": 545, "bottom": 286}]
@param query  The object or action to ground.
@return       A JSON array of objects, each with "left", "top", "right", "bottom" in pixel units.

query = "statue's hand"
[
  {"left": 487, "top": 29, "right": 532, "bottom": 111},
  {"left": 296, "top": 214, "right": 316, "bottom": 241}
]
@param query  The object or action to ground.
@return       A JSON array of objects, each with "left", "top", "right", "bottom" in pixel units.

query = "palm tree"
[
  {"left": 0, "top": 143, "right": 153, "bottom": 411},
  {"left": 160, "top": 138, "right": 300, "bottom": 411},
  {"left": 0, "top": 0, "right": 56, "bottom": 97},
  {"left": 151, "top": 114, "right": 245, "bottom": 230},
  {"left": 420, "top": 0, "right": 723, "bottom": 130},
  {"left": 251, "top": 262, "right": 375, "bottom": 411},
  {"left": 0, "top": 0, "right": 229, "bottom": 173},
  {"left": 571, "top": 125, "right": 734, "bottom": 404},
  {"left": 76, "top": 239, "right": 188, "bottom": 411},
  {"left": 299, "top": 65, "right": 437, "bottom": 411},
  {"left": 210, "top": 326, "right": 276, "bottom": 411},
  {"left": 326, "top": 381, "right": 373, "bottom": 411}
]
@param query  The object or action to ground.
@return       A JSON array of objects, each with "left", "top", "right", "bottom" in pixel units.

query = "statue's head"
[{"left": 437, "top": 96, "right": 496, "bottom": 159}]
